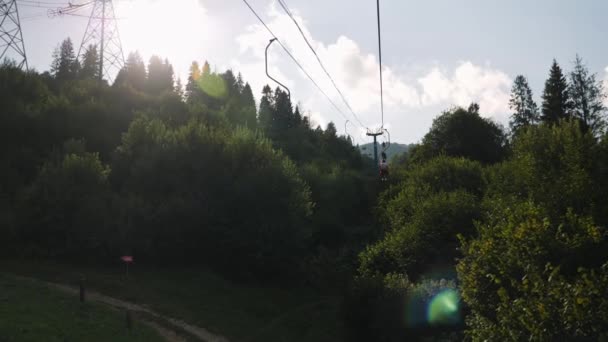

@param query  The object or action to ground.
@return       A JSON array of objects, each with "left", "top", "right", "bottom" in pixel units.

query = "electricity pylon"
[
  {"left": 78, "top": 0, "right": 124, "bottom": 81},
  {"left": 0, "top": 0, "right": 28, "bottom": 69}
]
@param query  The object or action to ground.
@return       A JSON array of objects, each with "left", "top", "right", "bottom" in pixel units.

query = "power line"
[
  {"left": 17, "top": 3, "right": 64, "bottom": 9},
  {"left": 277, "top": 0, "right": 367, "bottom": 129},
  {"left": 376, "top": 0, "right": 385, "bottom": 128},
  {"left": 17, "top": 0, "right": 74, "bottom": 5},
  {"left": 240, "top": 0, "right": 352, "bottom": 124}
]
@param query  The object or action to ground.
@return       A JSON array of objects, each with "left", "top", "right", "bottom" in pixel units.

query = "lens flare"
[
  {"left": 198, "top": 74, "right": 227, "bottom": 99},
  {"left": 427, "top": 289, "right": 460, "bottom": 325}
]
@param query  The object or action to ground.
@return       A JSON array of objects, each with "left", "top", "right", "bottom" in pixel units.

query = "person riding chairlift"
[{"left": 379, "top": 152, "right": 389, "bottom": 181}]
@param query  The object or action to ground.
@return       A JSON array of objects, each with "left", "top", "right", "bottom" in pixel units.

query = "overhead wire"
[
  {"left": 240, "top": 0, "right": 353, "bottom": 125},
  {"left": 17, "top": 0, "right": 74, "bottom": 4},
  {"left": 276, "top": 0, "right": 367, "bottom": 129},
  {"left": 376, "top": 0, "right": 385, "bottom": 128}
]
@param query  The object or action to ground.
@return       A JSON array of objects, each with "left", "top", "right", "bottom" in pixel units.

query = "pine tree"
[
  {"left": 146, "top": 56, "right": 174, "bottom": 94},
  {"left": 186, "top": 61, "right": 201, "bottom": 101},
  {"left": 509, "top": 75, "right": 539, "bottom": 133},
  {"left": 114, "top": 52, "right": 146, "bottom": 90},
  {"left": 273, "top": 87, "right": 293, "bottom": 131},
  {"left": 294, "top": 106, "right": 303, "bottom": 127},
  {"left": 222, "top": 69, "right": 237, "bottom": 96},
  {"left": 258, "top": 85, "right": 274, "bottom": 131},
  {"left": 175, "top": 77, "right": 184, "bottom": 98},
  {"left": 325, "top": 122, "right": 337, "bottom": 137},
  {"left": 51, "top": 38, "right": 80, "bottom": 81},
  {"left": 236, "top": 72, "right": 245, "bottom": 94},
  {"left": 202, "top": 61, "right": 211, "bottom": 77},
  {"left": 568, "top": 55, "right": 607, "bottom": 135},
  {"left": 240, "top": 82, "right": 256, "bottom": 128},
  {"left": 80, "top": 44, "right": 100, "bottom": 80},
  {"left": 541, "top": 60, "right": 571, "bottom": 124}
]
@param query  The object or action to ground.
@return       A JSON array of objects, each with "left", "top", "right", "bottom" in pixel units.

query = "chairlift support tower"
[{"left": 366, "top": 129, "right": 383, "bottom": 170}]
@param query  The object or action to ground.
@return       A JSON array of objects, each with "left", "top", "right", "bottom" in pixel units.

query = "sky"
[{"left": 8, "top": 0, "right": 608, "bottom": 144}]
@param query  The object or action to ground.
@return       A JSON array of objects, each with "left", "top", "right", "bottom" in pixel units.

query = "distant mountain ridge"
[{"left": 359, "top": 142, "right": 413, "bottom": 161}]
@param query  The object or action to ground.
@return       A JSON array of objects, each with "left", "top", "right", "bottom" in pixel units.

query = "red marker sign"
[{"left": 121, "top": 256, "right": 134, "bottom": 263}]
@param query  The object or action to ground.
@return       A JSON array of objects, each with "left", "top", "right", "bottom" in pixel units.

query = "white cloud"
[
  {"left": 418, "top": 62, "right": 512, "bottom": 116},
  {"left": 234, "top": 2, "right": 512, "bottom": 140},
  {"left": 116, "top": 0, "right": 217, "bottom": 82}
]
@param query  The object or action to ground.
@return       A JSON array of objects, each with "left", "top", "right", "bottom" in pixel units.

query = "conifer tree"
[
  {"left": 51, "top": 38, "right": 80, "bottom": 81},
  {"left": 80, "top": 44, "right": 100, "bottom": 80},
  {"left": 568, "top": 55, "right": 607, "bottom": 135},
  {"left": 541, "top": 60, "right": 571, "bottom": 124},
  {"left": 509, "top": 75, "right": 539, "bottom": 133},
  {"left": 258, "top": 85, "right": 274, "bottom": 130}
]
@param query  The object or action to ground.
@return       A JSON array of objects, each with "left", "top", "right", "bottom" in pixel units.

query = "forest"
[{"left": 2, "top": 37, "right": 608, "bottom": 341}]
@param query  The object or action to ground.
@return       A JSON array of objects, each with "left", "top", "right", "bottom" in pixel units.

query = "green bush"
[
  {"left": 360, "top": 190, "right": 479, "bottom": 280},
  {"left": 17, "top": 151, "right": 115, "bottom": 259},
  {"left": 458, "top": 201, "right": 608, "bottom": 340},
  {"left": 486, "top": 121, "right": 598, "bottom": 221},
  {"left": 413, "top": 106, "right": 507, "bottom": 164},
  {"left": 361, "top": 156, "right": 484, "bottom": 280},
  {"left": 112, "top": 116, "right": 313, "bottom": 278}
]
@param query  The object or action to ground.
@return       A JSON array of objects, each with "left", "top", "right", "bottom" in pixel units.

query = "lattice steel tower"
[
  {"left": 0, "top": 0, "right": 28, "bottom": 69},
  {"left": 78, "top": 0, "right": 124, "bottom": 81}
]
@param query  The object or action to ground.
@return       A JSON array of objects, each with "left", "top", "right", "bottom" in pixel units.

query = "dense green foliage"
[
  {"left": 409, "top": 105, "right": 507, "bottom": 164},
  {"left": 458, "top": 202, "right": 608, "bottom": 341},
  {"left": 359, "top": 156, "right": 484, "bottom": 281},
  {"left": 349, "top": 59, "right": 608, "bottom": 341},
  {"left": 4, "top": 40, "right": 608, "bottom": 340},
  {"left": 0, "top": 39, "right": 375, "bottom": 286}
]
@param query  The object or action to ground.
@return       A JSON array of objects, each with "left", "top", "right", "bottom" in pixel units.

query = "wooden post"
[
  {"left": 79, "top": 276, "right": 85, "bottom": 303},
  {"left": 125, "top": 309, "right": 132, "bottom": 332}
]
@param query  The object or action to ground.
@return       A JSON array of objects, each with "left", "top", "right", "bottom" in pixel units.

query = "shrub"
[{"left": 458, "top": 201, "right": 608, "bottom": 340}]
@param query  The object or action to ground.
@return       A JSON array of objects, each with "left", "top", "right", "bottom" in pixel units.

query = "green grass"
[
  {"left": 0, "top": 274, "right": 164, "bottom": 342},
  {"left": 0, "top": 260, "right": 342, "bottom": 342}
]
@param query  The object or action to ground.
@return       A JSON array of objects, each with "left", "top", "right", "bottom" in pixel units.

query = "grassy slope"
[
  {"left": 0, "top": 260, "right": 342, "bottom": 342},
  {"left": 0, "top": 274, "right": 163, "bottom": 342}
]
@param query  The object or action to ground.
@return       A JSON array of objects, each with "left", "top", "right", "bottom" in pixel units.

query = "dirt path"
[{"left": 8, "top": 274, "right": 229, "bottom": 342}]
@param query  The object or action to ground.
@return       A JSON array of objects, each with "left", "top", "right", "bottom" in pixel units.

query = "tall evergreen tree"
[
  {"left": 114, "top": 52, "right": 146, "bottom": 91},
  {"left": 51, "top": 38, "right": 79, "bottom": 81},
  {"left": 240, "top": 82, "right": 256, "bottom": 128},
  {"left": 273, "top": 87, "right": 293, "bottom": 132},
  {"left": 222, "top": 69, "right": 238, "bottom": 97},
  {"left": 294, "top": 106, "right": 303, "bottom": 127},
  {"left": 80, "top": 44, "right": 100, "bottom": 80},
  {"left": 509, "top": 75, "right": 539, "bottom": 134},
  {"left": 258, "top": 85, "right": 274, "bottom": 130},
  {"left": 325, "top": 122, "right": 337, "bottom": 138},
  {"left": 236, "top": 72, "right": 245, "bottom": 94},
  {"left": 146, "top": 56, "right": 174, "bottom": 95},
  {"left": 175, "top": 77, "right": 184, "bottom": 98},
  {"left": 202, "top": 61, "right": 211, "bottom": 77},
  {"left": 541, "top": 60, "right": 571, "bottom": 124},
  {"left": 186, "top": 61, "right": 202, "bottom": 102},
  {"left": 568, "top": 55, "right": 607, "bottom": 135}
]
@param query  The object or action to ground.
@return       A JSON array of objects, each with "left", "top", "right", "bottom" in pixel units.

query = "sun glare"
[{"left": 116, "top": 0, "right": 214, "bottom": 80}]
